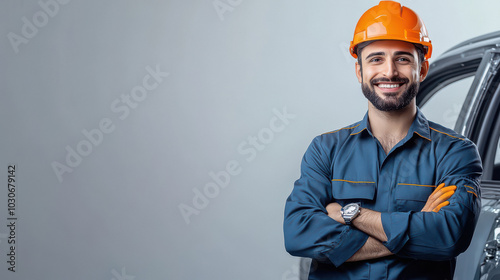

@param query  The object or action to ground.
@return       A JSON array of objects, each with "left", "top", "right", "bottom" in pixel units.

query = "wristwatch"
[{"left": 341, "top": 203, "right": 361, "bottom": 225}]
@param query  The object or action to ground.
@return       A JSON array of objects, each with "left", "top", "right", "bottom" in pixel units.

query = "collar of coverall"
[{"left": 350, "top": 107, "right": 431, "bottom": 142}]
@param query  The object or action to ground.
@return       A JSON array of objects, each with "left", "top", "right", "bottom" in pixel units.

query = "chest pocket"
[
  {"left": 395, "top": 184, "right": 434, "bottom": 212},
  {"left": 331, "top": 180, "right": 376, "bottom": 207}
]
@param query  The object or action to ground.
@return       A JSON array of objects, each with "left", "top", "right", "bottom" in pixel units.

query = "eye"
[
  {"left": 369, "top": 57, "right": 383, "bottom": 63},
  {"left": 396, "top": 57, "right": 411, "bottom": 62}
]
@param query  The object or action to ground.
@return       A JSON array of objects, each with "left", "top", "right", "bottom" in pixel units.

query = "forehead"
[{"left": 361, "top": 40, "right": 417, "bottom": 58}]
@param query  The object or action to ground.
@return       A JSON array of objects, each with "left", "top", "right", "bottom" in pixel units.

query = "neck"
[{"left": 367, "top": 101, "right": 417, "bottom": 140}]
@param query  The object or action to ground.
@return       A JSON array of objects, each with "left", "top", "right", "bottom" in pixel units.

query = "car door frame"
[{"left": 418, "top": 36, "right": 500, "bottom": 280}]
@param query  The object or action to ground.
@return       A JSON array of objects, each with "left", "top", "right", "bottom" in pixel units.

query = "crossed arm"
[
  {"left": 284, "top": 136, "right": 482, "bottom": 266},
  {"left": 325, "top": 184, "right": 456, "bottom": 262}
]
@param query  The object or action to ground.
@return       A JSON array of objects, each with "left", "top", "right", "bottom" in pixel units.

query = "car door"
[{"left": 418, "top": 31, "right": 500, "bottom": 280}]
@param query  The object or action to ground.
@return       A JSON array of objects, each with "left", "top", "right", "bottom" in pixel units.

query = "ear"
[
  {"left": 419, "top": 60, "right": 429, "bottom": 82},
  {"left": 355, "top": 61, "right": 362, "bottom": 83}
]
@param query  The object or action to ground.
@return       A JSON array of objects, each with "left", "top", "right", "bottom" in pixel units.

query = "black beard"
[{"left": 361, "top": 78, "right": 419, "bottom": 111}]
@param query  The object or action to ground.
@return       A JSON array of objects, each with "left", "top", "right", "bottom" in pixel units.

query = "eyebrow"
[
  {"left": 394, "top": 51, "right": 415, "bottom": 58},
  {"left": 365, "top": 51, "right": 415, "bottom": 60},
  {"left": 365, "top": 52, "right": 385, "bottom": 60}
]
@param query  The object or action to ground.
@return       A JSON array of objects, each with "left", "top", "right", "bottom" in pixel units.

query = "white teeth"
[{"left": 378, "top": 84, "right": 400, "bottom": 88}]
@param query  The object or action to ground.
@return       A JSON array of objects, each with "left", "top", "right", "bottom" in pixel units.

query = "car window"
[
  {"left": 492, "top": 119, "right": 500, "bottom": 180},
  {"left": 420, "top": 76, "right": 475, "bottom": 131}
]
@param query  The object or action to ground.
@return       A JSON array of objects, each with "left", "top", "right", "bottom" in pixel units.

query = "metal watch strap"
[{"left": 342, "top": 203, "right": 361, "bottom": 225}]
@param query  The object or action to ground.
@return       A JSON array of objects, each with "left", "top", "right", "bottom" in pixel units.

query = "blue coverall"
[{"left": 284, "top": 109, "right": 482, "bottom": 279}]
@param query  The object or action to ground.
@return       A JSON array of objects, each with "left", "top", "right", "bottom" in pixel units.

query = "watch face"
[{"left": 345, "top": 205, "right": 357, "bottom": 214}]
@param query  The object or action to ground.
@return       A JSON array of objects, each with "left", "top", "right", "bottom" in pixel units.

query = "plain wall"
[{"left": 1, "top": 1, "right": 500, "bottom": 279}]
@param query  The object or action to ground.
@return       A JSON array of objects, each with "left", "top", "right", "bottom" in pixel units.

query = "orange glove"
[{"left": 421, "top": 183, "right": 456, "bottom": 212}]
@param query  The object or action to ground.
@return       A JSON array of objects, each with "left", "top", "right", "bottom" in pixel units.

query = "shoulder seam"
[
  {"left": 414, "top": 131, "right": 432, "bottom": 142},
  {"left": 429, "top": 126, "right": 465, "bottom": 141},
  {"left": 322, "top": 124, "right": 361, "bottom": 135}
]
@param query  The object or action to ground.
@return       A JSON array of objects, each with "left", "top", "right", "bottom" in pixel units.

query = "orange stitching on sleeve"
[
  {"left": 465, "top": 185, "right": 478, "bottom": 197},
  {"left": 464, "top": 185, "right": 475, "bottom": 191},
  {"left": 467, "top": 190, "right": 478, "bottom": 198}
]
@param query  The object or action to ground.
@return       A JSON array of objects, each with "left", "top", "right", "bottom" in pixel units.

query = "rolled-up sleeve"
[
  {"left": 380, "top": 139, "right": 482, "bottom": 260},
  {"left": 284, "top": 136, "right": 369, "bottom": 267}
]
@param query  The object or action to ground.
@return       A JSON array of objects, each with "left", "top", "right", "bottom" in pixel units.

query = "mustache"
[{"left": 370, "top": 77, "right": 409, "bottom": 85}]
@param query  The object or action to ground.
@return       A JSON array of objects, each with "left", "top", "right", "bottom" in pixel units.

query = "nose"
[{"left": 383, "top": 59, "right": 398, "bottom": 78}]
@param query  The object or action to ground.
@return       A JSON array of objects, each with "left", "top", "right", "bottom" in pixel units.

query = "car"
[
  {"left": 419, "top": 30, "right": 500, "bottom": 280},
  {"left": 296, "top": 30, "right": 500, "bottom": 280}
]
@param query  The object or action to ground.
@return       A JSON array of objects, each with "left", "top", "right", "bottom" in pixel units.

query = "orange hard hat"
[{"left": 349, "top": 1, "right": 432, "bottom": 60}]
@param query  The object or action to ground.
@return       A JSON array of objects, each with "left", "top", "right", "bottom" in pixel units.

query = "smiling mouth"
[
  {"left": 376, "top": 83, "right": 403, "bottom": 89},
  {"left": 372, "top": 82, "right": 407, "bottom": 93},
  {"left": 370, "top": 77, "right": 410, "bottom": 94}
]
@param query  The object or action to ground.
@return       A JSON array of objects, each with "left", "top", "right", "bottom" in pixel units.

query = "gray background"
[{"left": 1, "top": 0, "right": 500, "bottom": 279}]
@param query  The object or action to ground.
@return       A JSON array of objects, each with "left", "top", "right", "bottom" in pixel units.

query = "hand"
[
  {"left": 421, "top": 183, "right": 456, "bottom": 212},
  {"left": 326, "top": 202, "right": 345, "bottom": 224}
]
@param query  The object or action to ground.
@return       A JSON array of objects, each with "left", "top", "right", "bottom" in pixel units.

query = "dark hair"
[{"left": 355, "top": 41, "right": 426, "bottom": 71}]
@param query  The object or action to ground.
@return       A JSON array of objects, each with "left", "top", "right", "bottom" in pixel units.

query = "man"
[{"left": 283, "top": 1, "right": 483, "bottom": 279}]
